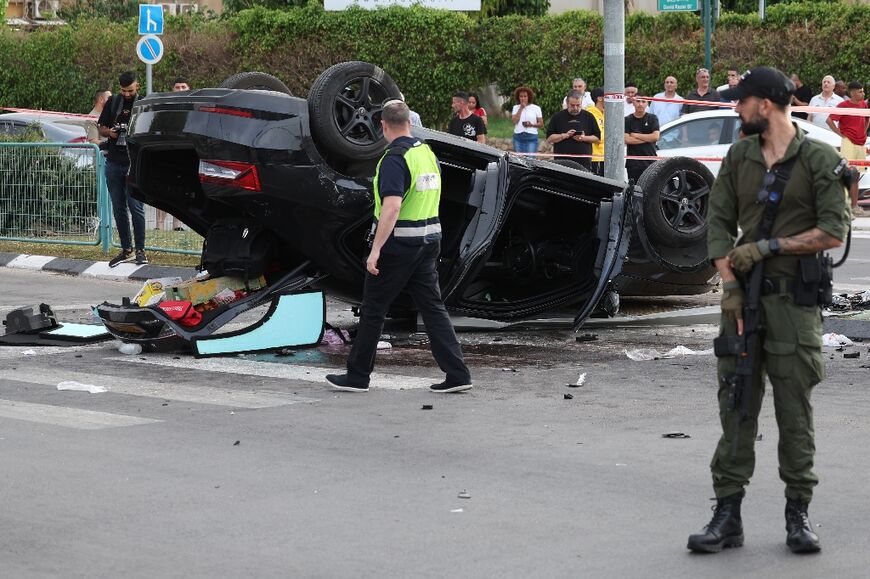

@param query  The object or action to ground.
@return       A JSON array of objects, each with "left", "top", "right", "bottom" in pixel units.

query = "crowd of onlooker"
[{"left": 433, "top": 69, "right": 869, "bottom": 216}]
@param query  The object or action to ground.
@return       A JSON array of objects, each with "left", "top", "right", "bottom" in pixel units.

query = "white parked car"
[
  {"left": 0, "top": 110, "right": 97, "bottom": 168},
  {"left": 656, "top": 110, "right": 870, "bottom": 204}
]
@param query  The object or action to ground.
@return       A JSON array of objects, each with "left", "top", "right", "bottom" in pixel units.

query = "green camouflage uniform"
[{"left": 706, "top": 126, "right": 850, "bottom": 503}]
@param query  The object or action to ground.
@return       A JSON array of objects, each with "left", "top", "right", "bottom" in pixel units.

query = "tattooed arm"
[{"left": 778, "top": 228, "right": 843, "bottom": 255}]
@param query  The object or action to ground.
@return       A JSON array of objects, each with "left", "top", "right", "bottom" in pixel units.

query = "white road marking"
[
  {"left": 109, "top": 355, "right": 438, "bottom": 390},
  {"left": 80, "top": 261, "right": 145, "bottom": 280},
  {"left": 851, "top": 231, "right": 870, "bottom": 240},
  {"left": 5, "top": 255, "right": 56, "bottom": 270},
  {"left": 7, "top": 368, "right": 316, "bottom": 408},
  {"left": 0, "top": 345, "right": 94, "bottom": 359},
  {"left": 0, "top": 399, "right": 161, "bottom": 430}
]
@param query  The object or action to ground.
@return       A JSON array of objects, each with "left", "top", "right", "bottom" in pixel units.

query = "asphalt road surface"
[{"left": 1, "top": 267, "right": 869, "bottom": 578}]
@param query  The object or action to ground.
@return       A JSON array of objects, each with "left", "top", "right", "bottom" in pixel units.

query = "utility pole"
[{"left": 603, "top": 0, "right": 625, "bottom": 182}]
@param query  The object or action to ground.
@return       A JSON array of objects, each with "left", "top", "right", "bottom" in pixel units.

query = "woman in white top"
[{"left": 510, "top": 86, "right": 544, "bottom": 154}]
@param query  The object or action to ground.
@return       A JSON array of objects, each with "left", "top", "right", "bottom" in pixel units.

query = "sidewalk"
[{"left": 0, "top": 251, "right": 197, "bottom": 282}]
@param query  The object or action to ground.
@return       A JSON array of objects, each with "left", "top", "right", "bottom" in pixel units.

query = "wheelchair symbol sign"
[{"left": 136, "top": 34, "right": 164, "bottom": 65}]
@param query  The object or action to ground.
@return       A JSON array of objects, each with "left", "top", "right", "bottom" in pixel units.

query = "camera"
[{"left": 112, "top": 123, "right": 128, "bottom": 147}]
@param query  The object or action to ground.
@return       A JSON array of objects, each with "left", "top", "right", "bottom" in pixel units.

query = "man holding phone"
[{"left": 546, "top": 90, "right": 601, "bottom": 169}]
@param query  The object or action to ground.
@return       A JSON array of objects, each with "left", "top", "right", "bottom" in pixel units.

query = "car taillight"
[
  {"left": 198, "top": 160, "right": 261, "bottom": 192},
  {"left": 68, "top": 136, "right": 88, "bottom": 143},
  {"left": 198, "top": 105, "right": 254, "bottom": 118}
]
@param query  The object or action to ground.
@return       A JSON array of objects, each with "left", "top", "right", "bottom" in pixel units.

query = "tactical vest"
[{"left": 373, "top": 140, "right": 442, "bottom": 245}]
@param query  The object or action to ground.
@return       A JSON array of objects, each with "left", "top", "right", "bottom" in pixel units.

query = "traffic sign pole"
[{"left": 137, "top": 5, "right": 164, "bottom": 95}]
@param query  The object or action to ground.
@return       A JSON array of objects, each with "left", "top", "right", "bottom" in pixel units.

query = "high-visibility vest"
[{"left": 373, "top": 139, "right": 442, "bottom": 245}]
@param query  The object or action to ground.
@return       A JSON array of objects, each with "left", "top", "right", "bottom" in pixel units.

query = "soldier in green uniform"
[{"left": 687, "top": 67, "right": 850, "bottom": 554}]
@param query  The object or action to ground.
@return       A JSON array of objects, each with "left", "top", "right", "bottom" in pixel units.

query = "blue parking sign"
[{"left": 139, "top": 5, "right": 164, "bottom": 35}]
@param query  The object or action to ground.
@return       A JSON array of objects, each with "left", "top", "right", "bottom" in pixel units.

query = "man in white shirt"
[
  {"left": 649, "top": 76, "right": 684, "bottom": 126},
  {"left": 562, "top": 77, "right": 594, "bottom": 109},
  {"left": 808, "top": 75, "right": 843, "bottom": 130},
  {"left": 716, "top": 68, "right": 740, "bottom": 93}
]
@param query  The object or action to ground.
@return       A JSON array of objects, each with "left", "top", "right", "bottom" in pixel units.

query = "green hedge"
[{"left": 1, "top": 3, "right": 869, "bottom": 127}]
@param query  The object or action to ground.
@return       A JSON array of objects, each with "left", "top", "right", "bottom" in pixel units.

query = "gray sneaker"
[
  {"left": 108, "top": 249, "right": 134, "bottom": 268},
  {"left": 135, "top": 250, "right": 148, "bottom": 265}
]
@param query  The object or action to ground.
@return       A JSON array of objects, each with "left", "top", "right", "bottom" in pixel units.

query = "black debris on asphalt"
[
  {"left": 576, "top": 334, "right": 598, "bottom": 342},
  {"left": 421, "top": 404, "right": 433, "bottom": 410},
  {"left": 844, "top": 351, "right": 860, "bottom": 359},
  {"left": 564, "top": 394, "right": 573, "bottom": 400},
  {"left": 662, "top": 432, "right": 691, "bottom": 439},
  {"left": 233, "top": 440, "right": 240, "bottom": 446}
]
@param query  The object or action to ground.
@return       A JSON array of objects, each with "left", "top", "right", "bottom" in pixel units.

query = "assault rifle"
[{"left": 716, "top": 257, "right": 766, "bottom": 463}]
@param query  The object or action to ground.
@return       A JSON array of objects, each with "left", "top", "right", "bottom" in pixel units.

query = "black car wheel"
[
  {"left": 308, "top": 61, "right": 401, "bottom": 162},
  {"left": 219, "top": 72, "right": 293, "bottom": 94},
  {"left": 637, "top": 157, "right": 713, "bottom": 246}
]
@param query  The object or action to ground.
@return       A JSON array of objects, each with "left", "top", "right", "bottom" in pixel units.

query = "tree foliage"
[{"left": 1, "top": 2, "right": 868, "bottom": 127}]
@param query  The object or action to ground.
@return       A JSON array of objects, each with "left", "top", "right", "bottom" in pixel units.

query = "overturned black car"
[{"left": 96, "top": 62, "right": 715, "bottom": 349}]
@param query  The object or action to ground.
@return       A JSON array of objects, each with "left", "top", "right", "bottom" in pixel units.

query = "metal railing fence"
[
  {"left": 0, "top": 142, "right": 203, "bottom": 256},
  {"left": 0, "top": 142, "right": 110, "bottom": 251}
]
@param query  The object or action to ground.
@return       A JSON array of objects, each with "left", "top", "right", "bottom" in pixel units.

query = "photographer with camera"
[{"left": 98, "top": 70, "right": 147, "bottom": 267}]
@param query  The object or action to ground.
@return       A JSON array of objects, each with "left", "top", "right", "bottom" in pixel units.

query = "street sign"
[
  {"left": 658, "top": 0, "right": 698, "bottom": 10},
  {"left": 138, "top": 4, "right": 164, "bottom": 35},
  {"left": 136, "top": 34, "right": 164, "bottom": 65}
]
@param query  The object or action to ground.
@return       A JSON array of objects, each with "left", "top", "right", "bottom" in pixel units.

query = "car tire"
[
  {"left": 219, "top": 72, "right": 292, "bottom": 94},
  {"left": 636, "top": 157, "right": 713, "bottom": 247},
  {"left": 550, "top": 159, "right": 591, "bottom": 172},
  {"left": 308, "top": 61, "right": 401, "bottom": 162}
]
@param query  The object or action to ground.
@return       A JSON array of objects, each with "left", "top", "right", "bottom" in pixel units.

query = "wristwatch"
[{"left": 768, "top": 237, "right": 781, "bottom": 255}]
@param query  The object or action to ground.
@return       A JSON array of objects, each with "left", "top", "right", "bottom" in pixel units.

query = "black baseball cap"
[{"left": 720, "top": 66, "right": 795, "bottom": 105}]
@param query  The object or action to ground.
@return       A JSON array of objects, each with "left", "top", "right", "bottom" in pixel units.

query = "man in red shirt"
[{"left": 827, "top": 82, "right": 869, "bottom": 217}]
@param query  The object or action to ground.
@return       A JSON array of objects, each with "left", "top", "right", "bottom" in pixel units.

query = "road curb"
[{"left": 0, "top": 252, "right": 198, "bottom": 282}]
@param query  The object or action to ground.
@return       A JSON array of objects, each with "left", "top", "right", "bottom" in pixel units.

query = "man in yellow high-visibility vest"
[{"left": 326, "top": 100, "right": 472, "bottom": 394}]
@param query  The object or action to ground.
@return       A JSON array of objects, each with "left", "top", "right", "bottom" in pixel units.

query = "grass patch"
[
  {"left": 487, "top": 116, "right": 515, "bottom": 140},
  {"left": 0, "top": 239, "right": 201, "bottom": 267}
]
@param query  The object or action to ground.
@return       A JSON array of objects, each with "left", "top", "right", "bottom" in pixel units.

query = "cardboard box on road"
[{"left": 169, "top": 275, "right": 266, "bottom": 306}]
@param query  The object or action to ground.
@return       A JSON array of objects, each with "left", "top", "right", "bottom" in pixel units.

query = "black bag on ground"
[{"left": 200, "top": 219, "right": 272, "bottom": 282}]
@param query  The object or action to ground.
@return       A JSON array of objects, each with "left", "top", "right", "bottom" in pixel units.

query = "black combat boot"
[
  {"left": 687, "top": 492, "right": 745, "bottom": 553},
  {"left": 785, "top": 498, "right": 821, "bottom": 553}
]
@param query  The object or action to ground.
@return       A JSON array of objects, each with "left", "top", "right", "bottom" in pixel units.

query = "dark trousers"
[
  {"left": 105, "top": 159, "right": 145, "bottom": 250},
  {"left": 710, "top": 296, "right": 822, "bottom": 503},
  {"left": 346, "top": 242, "right": 471, "bottom": 387},
  {"left": 626, "top": 160, "right": 653, "bottom": 183},
  {"left": 590, "top": 161, "right": 604, "bottom": 177}
]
